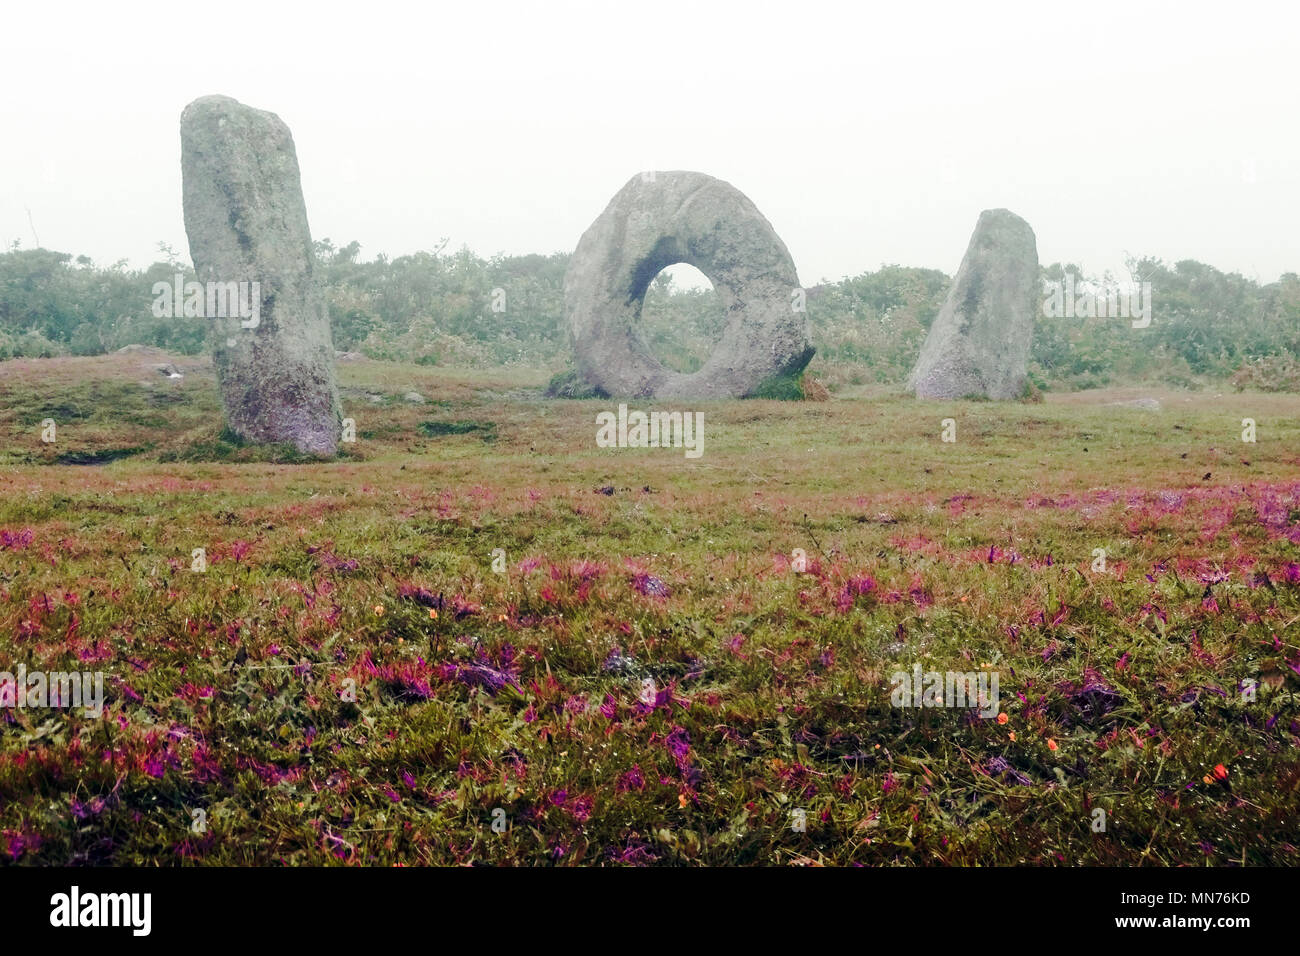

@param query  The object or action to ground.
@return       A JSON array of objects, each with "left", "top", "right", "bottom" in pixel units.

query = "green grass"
[{"left": 0, "top": 352, "right": 1297, "bottom": 865}]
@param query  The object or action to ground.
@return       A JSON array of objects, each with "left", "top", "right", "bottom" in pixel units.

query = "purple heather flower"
[{"left": 632, "top": 573, "right": 669, "bottom": 598}]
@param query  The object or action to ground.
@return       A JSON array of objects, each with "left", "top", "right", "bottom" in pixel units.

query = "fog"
[{"left": 3, "top": 0, "right": 1297, "bottom": 285}]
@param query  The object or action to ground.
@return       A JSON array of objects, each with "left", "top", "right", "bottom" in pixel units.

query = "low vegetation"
[
  {"left": 3, "top": 242, "right": 1299, "bottom": 396},
  {"left": 0, "top": 354, "right": 1296, "bottom": 864}
]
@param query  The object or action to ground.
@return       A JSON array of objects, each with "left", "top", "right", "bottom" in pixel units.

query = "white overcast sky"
[{"left": 2, "top": 0, "right": 1297, "bottom": 287}]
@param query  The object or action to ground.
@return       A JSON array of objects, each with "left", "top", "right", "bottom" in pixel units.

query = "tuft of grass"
[
  {"left": 159, "top": 427, "right": 325, "bottom": 464},
  {"left": 417, "top": 420, "right": 498, "bottom": 441},
  {"left": 746, "top": 370, "right": 806, "bottom": 400},
  {"left": 55, "top": 445, "right": 149, "bottom": 465},
  {"left": 545, "top": 369, "right": 607, "bottom": 399}
]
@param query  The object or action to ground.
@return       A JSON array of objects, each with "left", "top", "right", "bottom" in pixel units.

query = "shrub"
[{"left": 1230, "top": 354, "right": 1300, "bottom": 392}]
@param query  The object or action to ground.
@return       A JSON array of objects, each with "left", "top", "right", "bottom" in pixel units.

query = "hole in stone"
[{"left": 639, "top": 263, "right": 727, "bottom": 374}]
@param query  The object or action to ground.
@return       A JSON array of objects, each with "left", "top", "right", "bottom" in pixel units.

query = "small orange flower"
[
  {"left": 373, "top": 605, "right": 385, "bottom": 616},
  {"left": 997, "top": 713, "right": 1009, "bottom": 725},
  {"left": 1202, "top": 774, "right": 1213, "bottom": 785},
  {"left": 678, "top": 793, "right": 688, "bottom": 808},
  {"left": 1008, "top": 732, "right": 1016, "bottom": 742},
  {"left": 429, "top": 609, "right": 438, "bottom": 619},
  {"left": 1047, "top": 738, "right": 1058, "bottom": 751},
  {"left": 1213, "top": 763, "right": 1229, "bottom": 780},
  {"left": 960, "top": 595, "right": 969, "bottom": 603},
  {"left": 497, "top": 614, "right": 507, "bottom": 622}
]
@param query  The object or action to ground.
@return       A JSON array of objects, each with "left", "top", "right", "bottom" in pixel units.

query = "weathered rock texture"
[
  {"left": 908, "top": 209, "right": 1039, "bottom": 400},
  {"left": 181, "top": 95, "right": 340, "bottom": 455},
  {"left": 564, "top": 171, "right": 813, "bottom": 399}
]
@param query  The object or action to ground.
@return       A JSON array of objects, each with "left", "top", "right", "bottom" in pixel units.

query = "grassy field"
[{"left": 0, "top": 349, "right": 1298, "bottom": 865}]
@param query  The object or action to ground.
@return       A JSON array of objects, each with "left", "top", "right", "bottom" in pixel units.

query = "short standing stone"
[
  {"left": 180, "top": 95, "right": 341, "bottom": 455},
  {"left": 908, "top": 209, "right": 1039, "bottom": 400}
]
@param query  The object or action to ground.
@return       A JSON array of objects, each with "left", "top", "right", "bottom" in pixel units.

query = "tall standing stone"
[
  {"left": 908, "top": 209, "right": 1039, "bottom": 400},
  {"left": 180, "top": 95, "right": 341, "bottom": 455}
]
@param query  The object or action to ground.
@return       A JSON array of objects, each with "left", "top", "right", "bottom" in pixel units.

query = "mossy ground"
[{"left": 0, "top": 352, "right": 1297, "bottom": 865}]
